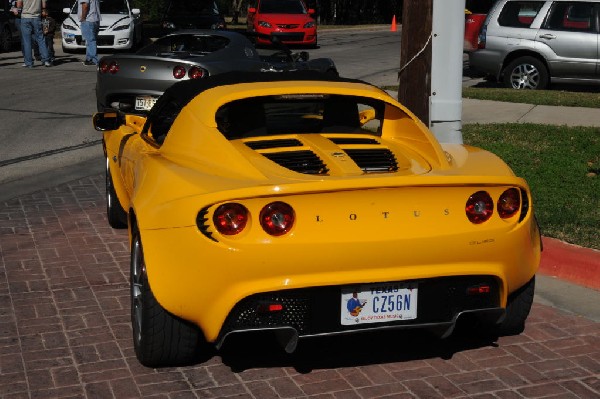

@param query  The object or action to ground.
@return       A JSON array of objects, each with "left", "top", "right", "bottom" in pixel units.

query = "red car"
[{"left": 247, "top": 0, "right": 317, "bottom": 47}]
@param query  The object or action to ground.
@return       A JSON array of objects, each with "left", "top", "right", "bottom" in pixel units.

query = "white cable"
[{"left": 398, "top": 33, "right": 433, "bottom": 77}]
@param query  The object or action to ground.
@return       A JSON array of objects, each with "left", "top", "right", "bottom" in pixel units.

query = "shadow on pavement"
[{"left": 219, "top": 323, "right": 498, "bottom": 373}]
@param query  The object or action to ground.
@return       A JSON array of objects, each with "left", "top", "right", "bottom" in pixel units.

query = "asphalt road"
[{"left": 0, "top": 27, "right": 401, "bottom": 192}]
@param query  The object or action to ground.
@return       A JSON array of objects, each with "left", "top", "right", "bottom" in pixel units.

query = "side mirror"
[
  {"left": 359, "top": 109, "right": 376, "bottom": 126},
  {"left": 62, "top": 7, "right": 70, "bottom": 14},
  {"left": 93, "top": 112, "right": 124, "bottom": 131},
  {"left": 308, "top": 8, "right": 315, "bottom": 14},
  {"left": 248, "top": 7, "right": 256, "bottom": 13},
  {"left": 131, "top": 8, "right": 140, "bottom": 16}
]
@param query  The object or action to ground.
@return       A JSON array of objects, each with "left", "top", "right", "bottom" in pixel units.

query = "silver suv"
[{"left": 469, "top": 0, "right": 600, "bottom": 89}]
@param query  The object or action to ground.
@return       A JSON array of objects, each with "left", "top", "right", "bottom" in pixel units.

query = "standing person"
[
  {"left": 15, "top": 0, "right": 50, "bottom": 68},
  {"left": 78, "top": 0, "right": 101, "bottom": 66},
  {"left": 41, "top": 8, "right": 56, "bottom": 64}
]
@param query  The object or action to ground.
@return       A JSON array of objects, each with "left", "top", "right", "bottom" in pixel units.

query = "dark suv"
[
  {"left": 0, "top": 0, "right": 20, "bottom": 52},
  {"left": 161, "top": 0, "right": 226, "bottom": 33}
]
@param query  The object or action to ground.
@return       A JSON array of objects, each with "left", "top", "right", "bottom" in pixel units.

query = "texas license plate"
[
  {"left": 135, "top": 96, "right": 157, "bottom": 111},
  {"left": 341, "top": 282, "right": 418, "bottom": 325}
]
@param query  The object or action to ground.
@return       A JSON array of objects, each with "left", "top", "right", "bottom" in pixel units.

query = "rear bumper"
[
  {"left": 217, "top": 275, "right": 506, "bottom": 351},
  {"left": 468, "top": 49, "right": 505, "bottom": 78}
]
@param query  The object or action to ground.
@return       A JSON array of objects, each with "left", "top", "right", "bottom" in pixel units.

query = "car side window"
[
  {"left": 142, "top": 99, "right": 183, "bottom": 146},
  {"left": 544, "top": 2, "right": 594, "bottom": 32},
  {"left": 498, "top": 1, "right": 544, "bottom": 27}
]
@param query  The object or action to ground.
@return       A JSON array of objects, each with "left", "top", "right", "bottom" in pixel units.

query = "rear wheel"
[
  {"left": 130, "top": 229, "right": 205, "bottom": 367},
  {"left": 497, "top": 276, "right": 535, "bottom": 335},
  {"left": 105, "top": 158, "right": 128, "bottom": 229},
  {"left": 504, "top": 56, "right": 549, "bottom": 90}
]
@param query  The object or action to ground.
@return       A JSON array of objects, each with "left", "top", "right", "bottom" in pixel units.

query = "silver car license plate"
[{"left": 135, "top": 96, "right": 157, "bottom": 111}]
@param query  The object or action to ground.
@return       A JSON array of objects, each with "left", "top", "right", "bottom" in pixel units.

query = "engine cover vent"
[
  {"left": 329, "top": 137, "right": 379, "bottom": 145},
  {"left": 344, "top": 149, "right": 399, "bottom": 172},
  {"left": 245, "top": 139, "right": 303, "bottom": 150},
  {"left": 263, "top": 150, "right": 329, "bottom": 175}
]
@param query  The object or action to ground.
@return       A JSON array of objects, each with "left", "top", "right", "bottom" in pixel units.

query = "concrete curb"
[{"left": 538, "top": 236, "right": 600, "bottom": 291}]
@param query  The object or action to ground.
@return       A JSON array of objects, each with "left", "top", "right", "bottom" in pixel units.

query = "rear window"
[
  {"left": 544, "top": 2, "right": 594, "bottom": 32},
  {"left": 215, "top": 95, "right": 384, "bottom": 139},
  {"left": 137, "top": 34, "right": 230, "bottom": 55},
  {"left": 498, "top": 1, "right": 544, "bottom": 27}
]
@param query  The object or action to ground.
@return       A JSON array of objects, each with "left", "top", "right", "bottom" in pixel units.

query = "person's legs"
[
  {"left": 46, "top": 36, "right": 55, "bottom": 61},
  {"left": 81, "top": 21, "right": 99, "bottom": 64},
  {"left": 15, "top": 17, "right": 24, "bottom": 55},
  {"left": 20, "top": 18, "right": 33, "bottom": 67},
  {"left": 31, "top": 18, "right": 49, "bottom": 64}
]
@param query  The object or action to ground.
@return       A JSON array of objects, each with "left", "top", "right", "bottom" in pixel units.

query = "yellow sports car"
[{"left": 94, "top": 71, "right": 541, "bottom": 367}]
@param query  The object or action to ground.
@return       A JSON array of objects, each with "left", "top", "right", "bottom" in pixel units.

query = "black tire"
[
  {"left": 497, "top": 276, "right": 535, "bottom": 335},
  {"left": 0, "top": 26, "right": 11, "bottom": 52},
  {"left": 105, "top": 158, "right": 128, "bottom": 229},
  {"left": 503, "top": 56, "right": 549, "bottom": 90},
  {"left": 130, "top": 230, "right": 205, "bottom": 367}
]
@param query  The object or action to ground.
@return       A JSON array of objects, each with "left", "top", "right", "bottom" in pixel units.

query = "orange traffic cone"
[{"left": 390, "top": 15, "right": 397, "bottom": 32}]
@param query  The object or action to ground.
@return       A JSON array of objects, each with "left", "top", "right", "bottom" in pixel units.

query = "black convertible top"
[{"left": 160, "top": 71, "right": 372, "bottom": 109}]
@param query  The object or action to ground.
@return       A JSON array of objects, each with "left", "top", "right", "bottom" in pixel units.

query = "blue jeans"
[
  {"left": 20, "top": 17, "right": 48, "bottom": 66},
  {"left": 81, "top": 21, "right": 99, "bottom": 64}
]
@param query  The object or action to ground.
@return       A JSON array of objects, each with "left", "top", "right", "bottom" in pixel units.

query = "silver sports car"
[{"left": 96, "top": 30, "right": 338, "bottom": 112}]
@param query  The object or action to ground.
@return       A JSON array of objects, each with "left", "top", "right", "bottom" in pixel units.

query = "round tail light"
[
  {"left": 100, "top": 60, "right": 119, "bottom": 74},
  {"left": 497, "top": 188, "right": 520, "bottom": 219},
  {"left": 213, "top": 203, "right": 249, "bottom": 235},
  {"left": 188, "top": 66, "right": 206, "bottom": 79},
  {"left": 466, "top": 191, "right": 493, "bottom": 224},
  {"left": 173, "top": 65, "right": 186, "bottom": 79},
  {"left": 99, "top": 60, "right": 109, "bottom": 73},
  {"left": 260, "top": 202, "right": 294, "bottom": 236}
]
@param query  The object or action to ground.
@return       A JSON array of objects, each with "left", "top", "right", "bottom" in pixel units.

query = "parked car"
[
  {"left": 160, "top": 0, "right": 226, "bottom": 34},
  {"left": 464, "top": 0, "right": 495, "bottom": 52},
  {"left": 93, "top": 71, "right": 541, "bottom": 367},
  {"left": 247, "top": 0, "right": 317, "bottom": 47},
  {"left": 0, "top": 0, "right": 20, "bottom": 52},
  {"left": 469, "top": 0, "right": 600, "bottom": 89},
  {"left": 61, "top": 0, "right": 143, "bottom": 52},
  {"left": 96, "top": 30, "right": 338, "bottom": 113}
]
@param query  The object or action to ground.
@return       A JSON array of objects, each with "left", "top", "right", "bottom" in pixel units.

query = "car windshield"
[
  {"left": 100, "top": 0, "right": 129, "bottom": 14},
  {"left": 70, "top": 0, "right": 129, "bottom": 14},
  {"left": 216, "top": 95, "right": 384, "bottom": 139},
  {"left": 137, "top": 34, "right": 229, "bottom": 55},
  {"left": 258, "top": 0, "right": 306, "bottom": 14},
  {"left": 166, "top": 0, "right": 219, "bottom": 17}
]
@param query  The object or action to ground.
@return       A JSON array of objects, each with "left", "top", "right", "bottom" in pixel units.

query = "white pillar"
[{"left": 429, "top": 0, "right": 465, "bottom": 144}]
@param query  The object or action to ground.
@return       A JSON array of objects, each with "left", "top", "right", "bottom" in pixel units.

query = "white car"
[{"left": 61, "top": 0, "right": 143, "bottom": 52}]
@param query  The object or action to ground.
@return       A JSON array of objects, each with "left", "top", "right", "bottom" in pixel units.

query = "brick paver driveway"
[{"left": 1, "top": 175, "right": 599, "bottom": 398}]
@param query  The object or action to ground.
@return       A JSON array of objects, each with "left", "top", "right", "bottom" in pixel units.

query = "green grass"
[
  {"left": 462, "top": 87, "right": 600, "bottom": 108},
  {"left": 381, "top": 86, "right": 600, "bottom": 108},
  {"left": 462, "top": 123, "right": 600, "bottom": 250}
]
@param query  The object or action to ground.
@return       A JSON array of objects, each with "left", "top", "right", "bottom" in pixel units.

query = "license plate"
[
  {"left": 341, "top": 282, "right": 417, "bottom": 325},
  {"left": 135, "top": 96, "right": 157, "bottom": 111}
]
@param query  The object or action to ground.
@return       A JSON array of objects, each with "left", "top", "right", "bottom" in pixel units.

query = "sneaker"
[
  {"left": 83, "top": 60, "right": 97, "bottom": 66},
  {"left": 44, "top": 61, "right": 52, "bottom": 67},
  {"left": 21, "top": 63, "right": 28, "bottom": 67}
]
